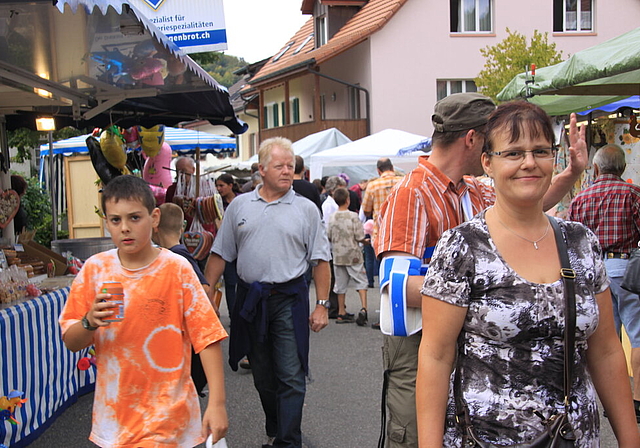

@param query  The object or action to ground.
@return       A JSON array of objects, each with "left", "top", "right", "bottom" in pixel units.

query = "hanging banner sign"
[{"left": 128, "top": 0, "right": 228, "bottom": 54}]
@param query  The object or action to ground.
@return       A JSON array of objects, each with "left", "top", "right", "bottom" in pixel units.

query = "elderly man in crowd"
[
  {"left": 568, "top": 143, "right": 640, "bottom": 422},
  {"left": 205, "top": 137, "right": 331, "bottom": 448}
]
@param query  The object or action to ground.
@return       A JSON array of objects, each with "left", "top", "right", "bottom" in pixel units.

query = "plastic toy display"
[{"left": 0, "top": 391, "right": 27, "bottom": 426}]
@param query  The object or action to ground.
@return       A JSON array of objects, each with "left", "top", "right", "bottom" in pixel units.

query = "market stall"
[
  {"left": 1, "top": 284, "right": 96, "bottom": 448},
  {"left": 37, "top": 127, "right": 235, "bottom": 238},
  {"left": 0, "top": 1, "right": 242, "bottom": 446}
]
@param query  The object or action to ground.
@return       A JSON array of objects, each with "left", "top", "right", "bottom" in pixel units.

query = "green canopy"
[{"left": 497, "top": 27, "right": 640, "bottom": 115}]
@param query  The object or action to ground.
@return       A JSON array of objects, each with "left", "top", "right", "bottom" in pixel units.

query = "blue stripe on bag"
[{"left": 391, "top": 272, "right": 407, "bottom": 337}]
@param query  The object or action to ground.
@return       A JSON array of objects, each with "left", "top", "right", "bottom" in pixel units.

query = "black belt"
[{"left": 605, "top": 252, "right": 630, "bottom": 259}]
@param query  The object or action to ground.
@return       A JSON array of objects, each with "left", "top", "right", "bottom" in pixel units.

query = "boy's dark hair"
[
  {"left": 333, "top": 187, "right": 349, "bottom": 206},
  {"left": 101, "top": 175, "right": 156, "bottom": 214}
]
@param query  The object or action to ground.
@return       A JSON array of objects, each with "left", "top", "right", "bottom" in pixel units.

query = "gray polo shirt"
[{"left": 212, "top": 186, "right": 331, "bottom": 284}]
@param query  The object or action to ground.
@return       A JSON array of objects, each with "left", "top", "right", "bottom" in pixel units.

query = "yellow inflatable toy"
[
  {"left": 99, "top": 126, "right": 127, "bottom": 170},
  {"left": 138, "top": 125, "right": 165, "bottom": 157}
]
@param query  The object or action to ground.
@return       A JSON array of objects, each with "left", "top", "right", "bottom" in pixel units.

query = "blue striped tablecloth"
[{"left": 0, "top": 287, "right": 96, "bottom": 447}]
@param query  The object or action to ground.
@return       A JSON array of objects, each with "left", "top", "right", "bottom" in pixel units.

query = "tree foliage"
[
  {"left": 8, "top": 126, "right": 86, "bottom": 162},
  {"left": 193, "top": 52, "right": 246, "bottom": 88},
  {"left": 15, "top": 173, "right": 68, "bottom": 247},
  {"left": 475, "top": 28, "right": 564, "bottom": 101}
]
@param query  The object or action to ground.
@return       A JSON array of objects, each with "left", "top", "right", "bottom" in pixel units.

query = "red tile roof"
[{"left": 249, "top": 0, "right": 408, "bottom": 86}]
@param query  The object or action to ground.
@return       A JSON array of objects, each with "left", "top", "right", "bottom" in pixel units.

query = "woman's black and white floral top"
[{"left": 422, "top": 210, "right": 609, "bottom": 447}]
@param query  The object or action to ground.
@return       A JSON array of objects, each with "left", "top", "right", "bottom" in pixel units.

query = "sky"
[{"left": 222, "top": 0, "right": 310, "bottom": 63}]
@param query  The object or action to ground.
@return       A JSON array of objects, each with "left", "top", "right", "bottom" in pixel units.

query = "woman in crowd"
[
  {"left": 215, "top": 173, "right": 241, "bottom": 316},
  {"left": 416, "top": 101, "right": 640, "bottom": 447},
  {"left": 216, "top": 173, "right": 241, "bottom": 210}
]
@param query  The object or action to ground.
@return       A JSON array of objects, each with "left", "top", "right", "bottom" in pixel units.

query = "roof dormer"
[{"left": 301, "top": 0, "right": 368, "bottom": 47}]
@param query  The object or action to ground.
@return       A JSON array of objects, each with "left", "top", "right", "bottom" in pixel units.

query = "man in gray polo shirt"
[{"left": 205, "top": 136, "right": 331, "bottom": 448}]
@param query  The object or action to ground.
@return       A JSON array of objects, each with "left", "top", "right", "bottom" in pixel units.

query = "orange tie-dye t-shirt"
[{"left": 59, "top": 248, "right": 227, "bottom": 448}]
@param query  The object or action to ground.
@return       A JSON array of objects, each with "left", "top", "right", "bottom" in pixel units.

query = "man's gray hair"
[
  {"left": 593, "top": 144, "right": 626, "bottom": 176},
  {"left": 325, "top": 175, "right": 347, "bottom": 194},
  {"left": 258, "top": 137, "right": 294, "bottom": 168},
  {"left": 175, "top": 156, "right": 195, "bottom": 172}
]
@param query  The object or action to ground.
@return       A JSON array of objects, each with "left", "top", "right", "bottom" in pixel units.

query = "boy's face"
[{"left": 104, "top": 198, "right": 160, "bottom": 262}]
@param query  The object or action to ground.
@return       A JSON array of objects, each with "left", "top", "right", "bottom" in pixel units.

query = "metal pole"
[{"left": 48, "top": 130, "right": 57, "bottom": 241}]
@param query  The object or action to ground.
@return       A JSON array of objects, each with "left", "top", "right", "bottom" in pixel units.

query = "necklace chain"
[{"left": 496, "top": 216, "right": 550, "bottom": 250}]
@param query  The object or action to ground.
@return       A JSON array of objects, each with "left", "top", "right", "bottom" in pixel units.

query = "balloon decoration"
[
  {"left": 87, "top": 136, "right": 122, "bottom": 185},
  {"left": 86, "top": 125, "right": 171, "bottom": 207},
  {"left": 138, "top": 125, "right": 165, "bottom": 157},
  {"left": 143, "top": 142, "right": 173, "bottom": 188},
  {"left": 100, "top": 126, "right": 127, "bottom": 170},
  {"left": 123, "top": 126, "right": 140, "bottom": 150}
]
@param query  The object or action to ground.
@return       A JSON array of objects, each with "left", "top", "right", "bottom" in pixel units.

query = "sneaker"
[
  {"left": 356, "top": 308, "right": 368, "bottom": 326},
  {"left": 371, "top": 322, "right": 381, "bottom": 330},
  {"left": 336, "top": 314, "right": 355, "bottom": 323},
  {"left": 262, "top": 436, "right": 275, "bottom": 447}
]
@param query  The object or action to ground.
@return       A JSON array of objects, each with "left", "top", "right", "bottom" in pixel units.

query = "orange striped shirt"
[
  {"left": 375, "top": 156, "right": 495, "bottom": 261},
  {"left": 361, "top": 171, "right": 404, "bottom": 238}
]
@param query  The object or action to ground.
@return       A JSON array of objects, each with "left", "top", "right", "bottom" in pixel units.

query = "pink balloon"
[{"left": 143, "top": 142, "right": 173, "bottom": 188}]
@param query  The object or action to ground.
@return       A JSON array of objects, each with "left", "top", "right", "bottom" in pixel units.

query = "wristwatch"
[
  {"left": 316, "top": 299, "right": 330, "bottom": 309},
  {"left": 81, "top": 314, "right": 98, "bottom": 331}
]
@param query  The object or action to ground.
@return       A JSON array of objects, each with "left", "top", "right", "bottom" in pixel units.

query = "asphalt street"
[{"left": 29, "top": 282, "right": 626, "bottom": 447}]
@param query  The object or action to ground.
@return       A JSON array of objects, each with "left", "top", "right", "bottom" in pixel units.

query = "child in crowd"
[
  {"left": 326, "top": 187, "right": 369, "bottom": 326},
  {"left": 153, "top": 202, "right": 210, "bottom": 294},
  {"left": 59, "top": 175, "right": 228, "bottom": 447},
  {"left": 153, "top": 202, "right": 211, "bottom": 397}
]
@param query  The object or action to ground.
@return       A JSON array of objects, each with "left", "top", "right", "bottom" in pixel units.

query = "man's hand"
[
  {"left": 567, "top": 112, "right": 588, "bottom": 175},
  {"left": 309, "top": 306, "right": 328, "bottom": 332}
]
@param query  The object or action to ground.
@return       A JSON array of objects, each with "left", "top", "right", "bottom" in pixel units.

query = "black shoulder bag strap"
[
  {"left": 548, "top": 216, "right": 576, "bottom": 415},
  {"left": 455, "top": 216, "right": 576, "bottom": 443}
]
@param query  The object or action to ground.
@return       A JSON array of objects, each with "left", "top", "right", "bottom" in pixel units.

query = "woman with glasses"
[{"left": 416, "top": 101, "right": 640, "bottom": 446}]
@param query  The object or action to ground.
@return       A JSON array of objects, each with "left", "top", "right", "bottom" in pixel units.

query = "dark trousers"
[
  {"left": 224, "top": 260, "right": 238, "bottom": 314},
  {"left": 247, "top": 293, "right": 306, "bottom": 448},
  {"left": 363, "top": 243, "right": 376, "bottom": 286},
  {"left": 328, "top": 260, "right": 339, "bottom": 317}
]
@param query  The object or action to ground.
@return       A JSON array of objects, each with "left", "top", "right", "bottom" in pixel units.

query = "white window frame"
[
  {"left": 316, "top": 15, "right": 327, "bottom": 46},
  {"left": 452, "top": 0, "right": 492, "bottom": 33},
  {"left": 562, "top": 0, "right": 593, "bottom": 32},
  {"left": 436, "top": 79, "right": 478, "bottom": 101}
]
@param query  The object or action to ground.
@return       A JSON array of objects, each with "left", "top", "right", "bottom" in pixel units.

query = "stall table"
[{"left": 1, "top": 287, "right": 95, "bottom": 447}]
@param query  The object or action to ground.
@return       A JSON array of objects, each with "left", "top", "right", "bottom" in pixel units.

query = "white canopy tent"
[
  {"left": 309, "top": 129, "right": 429, "bottom": 181},
  {"left": 236, "top": 127, "right": 352, "bottom": 170}
]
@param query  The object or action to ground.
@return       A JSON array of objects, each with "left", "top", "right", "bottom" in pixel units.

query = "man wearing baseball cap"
[{"left": 374, "top": 93, "right": 588, "bottom": 447}]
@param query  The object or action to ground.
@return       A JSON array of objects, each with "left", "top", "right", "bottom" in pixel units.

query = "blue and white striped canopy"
[{"left": 40, "top": 127, "right": 236, "bottom": 156}]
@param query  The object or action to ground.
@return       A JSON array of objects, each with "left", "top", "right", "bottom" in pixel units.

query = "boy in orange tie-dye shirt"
[{"left": 59, "top": 175, "right": 228, "bottom": 448}]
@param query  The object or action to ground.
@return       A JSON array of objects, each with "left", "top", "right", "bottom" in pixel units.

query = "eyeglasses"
[{"left": 486, "top": 147, "right": 557, "bottom": 162}]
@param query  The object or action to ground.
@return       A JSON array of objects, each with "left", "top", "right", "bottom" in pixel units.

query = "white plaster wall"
[
  {"left": 290, "top": 75, "right": 316, "bottom": 123},
  {"left": 369, "top": 0, "right": 640, "bottom": 136},
  {"left": 319, "top": 41, "right": 372, "bottom": 120}
]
